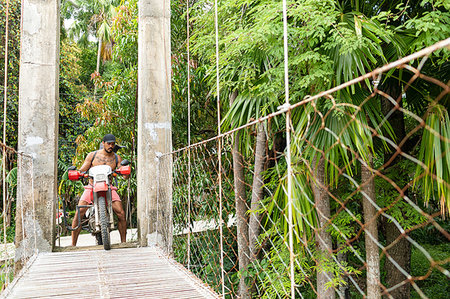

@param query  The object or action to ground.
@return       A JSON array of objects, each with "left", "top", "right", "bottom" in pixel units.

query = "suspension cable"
[
  {"left": 186, "top": 0, "right": 192, "bottom": 271},
  {"left": 213, "top": 0, "right": 225, "bottom": 296},
  {"left": 282, "top": 0, "right": 295, "bottom": 297}
]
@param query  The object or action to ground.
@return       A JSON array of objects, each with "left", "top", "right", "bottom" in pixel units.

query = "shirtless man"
[{"left": 71, "top": 134, "right": 129, "bottom": 246}]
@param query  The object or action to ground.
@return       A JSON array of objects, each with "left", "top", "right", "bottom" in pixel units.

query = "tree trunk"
[
  {"left": 312, "top": 156, "right": 335, "bottom": 299},
  {"left": 361, "top": 154, "right": 381, "bottom": 298},
  {"left": 381, "top": 81, "right": 411, "bottom": 299},
  {"left": 384, "top": 221, "right": 411, "bottom": 298},
  {"left": 94, "top": 38, "right": 102, "bottom": 97},
  {"left": 231, "top": 91, "right": 250, "bottom": 299},
  {"left": 5, "top": 191, "right": 11, "bottom": 228},
  {"left": 233, "top": 132, "right": 250, "bottom": 298},
  {"left": 248, "top": 123, "right": 267, "bottom": 262},
  {"left": 96, "top": 38, "right": 102, "bottom": 74},
  {"left": 337, "top": 241, "right": 350, "bottom": 299}
]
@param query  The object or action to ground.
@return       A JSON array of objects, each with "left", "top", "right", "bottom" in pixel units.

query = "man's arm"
[
  {"left": 117, "top": 154, "right": 130, "bottom": 180},
  {"left": 79, "top": 152, "right": 94, "bottom": 173}
]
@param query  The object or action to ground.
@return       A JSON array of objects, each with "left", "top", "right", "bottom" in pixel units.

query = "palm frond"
[
  {"left": 5, "top": 167, "right": 17, "bottom": 188},
  {"left": 264, "top": 161, "right": 317, "bottom": 247},
  {"left": 413, "top": 104, "right": 450, "bottom": 217}
]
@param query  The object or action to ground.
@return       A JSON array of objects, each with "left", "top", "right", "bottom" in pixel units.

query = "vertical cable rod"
[
  {"left": 19, "top": 155, "right": 25, "bottom": 248},
  {"left": 282, "top": 0, "right": 295, "bottom": 297},
  {"left": 186, "top": 0, "right": 192, "bottom": 271},
  {"left": 214, "top": 0, "right": 225, "bottom": 297},
  {"left": 155, "top": 155, "right": 160, "bottom": 246},
  {"left": 31, "top": 158, "right": 37, "bottom": 252}
]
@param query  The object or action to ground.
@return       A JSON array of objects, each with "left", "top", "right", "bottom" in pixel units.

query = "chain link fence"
[{"left": 161, "top": 39, "right": 450, "bottom": 298}]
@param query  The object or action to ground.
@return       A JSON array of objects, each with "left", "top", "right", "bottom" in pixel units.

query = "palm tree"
[{"left": 63, "top": 0, "right": 119, "bottom": 89}]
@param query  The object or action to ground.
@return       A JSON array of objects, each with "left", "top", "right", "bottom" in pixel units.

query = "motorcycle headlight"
[{"left": 95, "top": 174, "right": 106, "bottom": 181}]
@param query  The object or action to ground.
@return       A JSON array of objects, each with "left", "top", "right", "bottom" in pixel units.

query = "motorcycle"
[{"left": 66, "top": 160, "right": 131, "bottom": 250}]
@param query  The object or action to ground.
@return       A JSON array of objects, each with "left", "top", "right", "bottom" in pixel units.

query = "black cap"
[{"left": 103, "top": 134, "right": 116, "bottom": 143}]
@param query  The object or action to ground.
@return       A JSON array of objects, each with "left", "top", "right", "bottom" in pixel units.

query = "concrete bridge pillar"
[
  {"left": 137, "top": 0, "right": 173, "bottom": 251},
  {"left": 15, "top": 0, "right": 60, "bottom": 270}
]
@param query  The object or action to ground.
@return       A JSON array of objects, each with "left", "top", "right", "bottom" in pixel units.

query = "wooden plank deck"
[{"left": 1, "top": 247, "right": 219, "bottom": 298}]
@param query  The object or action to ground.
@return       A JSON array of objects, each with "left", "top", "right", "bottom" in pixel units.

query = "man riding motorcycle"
[{"left": 71, "top": 134, "right": 129, "bottom": 246}]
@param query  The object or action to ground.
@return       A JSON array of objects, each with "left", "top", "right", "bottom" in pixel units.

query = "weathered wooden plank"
[{"left": 1, "top": 247, "right": 218, "bottom": 298}]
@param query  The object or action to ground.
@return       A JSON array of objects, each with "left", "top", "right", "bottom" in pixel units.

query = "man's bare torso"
[
  {"left": 79, "top": 150, "right": 121, "bottom": 174},
  {"left": 91, "top": 151, "right": 118, "bottom": 169}
]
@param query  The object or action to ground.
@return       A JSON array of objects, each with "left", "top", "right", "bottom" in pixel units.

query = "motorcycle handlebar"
[{"left": 68, "top": 167, "right": 130, "bottom": 181}]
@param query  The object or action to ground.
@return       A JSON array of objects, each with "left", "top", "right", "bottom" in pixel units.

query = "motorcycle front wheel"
[{"left": 98, "top": 197, "right": 111, "bottom": 250}]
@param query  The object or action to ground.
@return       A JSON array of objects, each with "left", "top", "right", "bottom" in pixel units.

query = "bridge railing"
[
  {"left": 0, "top": 144, "right": 37, "bottom": 290},
  {"left": 160, "top": 39, "right": 450, "bottom": 298}
]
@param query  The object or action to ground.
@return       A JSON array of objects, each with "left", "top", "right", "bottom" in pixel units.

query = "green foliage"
[
  {"left": 328, "top": 208, "right": 362, "bottom": 246},
  {"left": 111, "top": 4, "right": 138, "bottom": 67},
  {"left": 173, "top": 229, "right": 238, "bottom": 296},
  {"left": 263, "top": 160, "right": 318, "bottom": 244},
  {"left": 73, "top": 0, "right": 139, "bottom": 168},
  {"left": 247, "top": 238, "right": 360, "bottom": 298},
  {"left": 376, "top": 159, "right": 428, "bottom": 229},
  {"left": 248, "top": 238, "right": 314, "bottom": 298},
  {"left": 187, "top": 0, "right": 449, "bottom": 295},
  {"left": 76, "top": 44, "right": 101, "bottom": 89},
  {"left": 0, "top": 259, "right": 14, "bottom": 288},
  {"left": 410, "top": 243, "right": 450, "bottom": 299},
  {"left": 413, "top": 104, "right": 450, "bottom": 217},
  {"left": 323, "top": 11, "right": 395, "bottom": 87},
  {"left": 403, "top": 0, "right": 450, "bottom": 62},
  {"left": 171, "top": 0, "right": 219, "bottom": 147},
  {"left": 63, "top": 0, "right": 121, "bottom": 46},
  {"left": 315, "top": 251, "right": 361, "bottom": 292},
  {"left": 59, "top": 40, "right": 93, "bottom": 171},
  {"left": 0, "top": 0, "right": 21, "bottom": 149},
  {"left": 191, "top": 0, "right": 337, "bottom": 101}
]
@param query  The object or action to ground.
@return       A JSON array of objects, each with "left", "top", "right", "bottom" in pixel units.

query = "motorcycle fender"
[{"left": 93, "top": 182, "right": 109, "bottom": 192}]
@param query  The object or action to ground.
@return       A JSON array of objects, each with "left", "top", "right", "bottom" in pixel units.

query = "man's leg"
[
  {"left": 112, "top": 201, "right": 127, "bottom": 243},
  {"left": 71, "top": 201, "right": 89, "bottom": 246}
]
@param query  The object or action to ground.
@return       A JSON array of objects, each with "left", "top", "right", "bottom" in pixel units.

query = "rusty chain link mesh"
[
  {"left": 1, "top": 147, "right": 35, "bottom": 290},
  {"left": 164, "top": 40, "right": 450, "bottom": 298}
]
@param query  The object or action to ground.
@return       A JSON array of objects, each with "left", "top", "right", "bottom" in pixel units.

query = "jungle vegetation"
[{"left": 1, "top": 0, "right": 449, "bottom": 297}]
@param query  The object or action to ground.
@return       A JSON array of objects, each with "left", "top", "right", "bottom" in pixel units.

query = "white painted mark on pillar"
[
  {"left": 23, "top": 1, "right": 42, "bottom": 35},
  {"left": 25, "top": 136, "right": 44, "bottom": 147},
  {"left": 144, "top": 122, "right": 171, "bottom": 141}
]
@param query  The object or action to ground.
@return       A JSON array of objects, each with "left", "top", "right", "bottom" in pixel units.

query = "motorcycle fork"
[
  {"left": 93, "top": 189, "right": 114, "bottom": 231},
  {"left": 107, "top": 188, "right": 114, "bottom": 230},
  {"left": 93, "top": 191, "right": 102, "bottom": 232}
]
